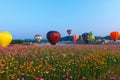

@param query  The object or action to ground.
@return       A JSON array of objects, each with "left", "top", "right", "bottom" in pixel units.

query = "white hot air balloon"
[{"left": 34, "top": 34, "right": 42, "bottom": 43}]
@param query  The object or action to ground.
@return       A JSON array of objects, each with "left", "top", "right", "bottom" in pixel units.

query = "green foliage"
[{"left": 11, "top": 39, "right": 48, "bottom": 44}]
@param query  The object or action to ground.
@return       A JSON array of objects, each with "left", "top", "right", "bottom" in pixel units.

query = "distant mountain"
[{"left": 60, "top": 36, "right": 73, "bottom": 41}]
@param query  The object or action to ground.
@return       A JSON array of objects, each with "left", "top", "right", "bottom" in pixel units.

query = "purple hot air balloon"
[{"left": 67, "top": 29, "right": 72, "bottom": 35}]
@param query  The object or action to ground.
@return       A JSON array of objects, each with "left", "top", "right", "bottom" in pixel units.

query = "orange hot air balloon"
[
  {"left": 67, "top": 29, "right": 72, "bottom": 35},
  {"left": 110, "top": 32, "right": 119, "bottom": 41},
  {"left": 73, "top": 34, "right": 79, "bottom": 43}
]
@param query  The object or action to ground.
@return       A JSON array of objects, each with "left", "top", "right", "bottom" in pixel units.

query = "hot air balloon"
[
  {"left": 0, "top": 31, "right": 12, "bottom": 47},
  {"left": 82, "top": 33, "right": 91, "bottom": 44},
  {"left": 34, "top": 34, "right": 42, "bottom": 43},
  {"left": 73, "top": 34, "right": 79, "bottom": 43},
  {"left": 67, "top": 29, "right": 72, "bottom": 35},
  {"left": 119, "top": 32, "right": 120, "bottom": 36},
  {"left": 46, "top": 31, "right": 61, "bottom": 45},
  {"left": 89, "top": 32, "right": 95, "bottom": 40},
  {"left": 110, "top": 32, "right": 119, "bottom": 41}
]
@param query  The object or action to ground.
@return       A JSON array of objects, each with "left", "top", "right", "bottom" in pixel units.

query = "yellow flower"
[{"left": 45, "top": 70, "right": 49, "bottom": 74}]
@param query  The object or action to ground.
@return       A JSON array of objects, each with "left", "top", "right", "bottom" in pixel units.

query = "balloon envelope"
[
  {"left": 34, "top": 34, "right": 42, "bottom": 43},
  {"left": 119, "top": 32, "right": 120, "bottom": 36},
  {"left": 67, "top": 29, "right": 72, "bottom": 35},
  {"left": 89, "top": 32, "right": 95, "bottom": 40},
  {"left": 82, "top": 33, "right": 91, "bottom": 43},
  {"left": 73, "top": 34, "right": 79, "bottom": 42},
  {"left": 46, "top": 31, "right": 61, "bottom": 45},
  {"left": 0, "top": 31, "right": 12, "bottom": 47},
  {"left": 110, "top": 32, "right": 119, "bottom": 41}
]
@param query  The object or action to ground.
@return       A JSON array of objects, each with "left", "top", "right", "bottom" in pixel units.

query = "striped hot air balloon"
[{"left": 73, "top": 34, "right": 79, "bottom": 43}]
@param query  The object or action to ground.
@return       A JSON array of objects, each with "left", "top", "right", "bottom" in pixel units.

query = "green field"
[{"left": 0, "top": 44, "right": 120, "bottom": 80}]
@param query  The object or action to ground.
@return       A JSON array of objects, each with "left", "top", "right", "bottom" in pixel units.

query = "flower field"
[{"left": 0, "top": 44, "right": 120, "bottom": 80}]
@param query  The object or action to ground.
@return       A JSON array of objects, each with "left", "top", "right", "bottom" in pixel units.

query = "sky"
[{"left": 0, "top": 0, "right": 120, "bottom": 39}]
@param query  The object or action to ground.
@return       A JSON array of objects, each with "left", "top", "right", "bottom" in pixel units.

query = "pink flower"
[
  {"left": 110, "top": 76, "right": 116, "bottom": 80},
  {"left": 17, "top": 78, "right": 20, "bottom": 80},
  {"left": 30, "top": 61, "right": 33, "bottom": 66},
  {"left": 70, "top": 76, "right": 72, "bottom": 79},
  {"left": 40, "top": 78, "right": 44, "bottom": 80},
  {"left": 0, "top": 70, "right": 5, "bottom": 74},
  {"left": 118, "top": 77, "right": 120, "bottom": 80},
  {"left": 66, "top": 78, "right": 69, "bottom": 80}
]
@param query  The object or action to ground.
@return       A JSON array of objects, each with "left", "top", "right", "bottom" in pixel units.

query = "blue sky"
[{"left": 0, "top": 0, "right": 120, "bottom": 39}]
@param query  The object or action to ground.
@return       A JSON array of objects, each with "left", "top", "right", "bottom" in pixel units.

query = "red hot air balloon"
[
  {"left": 73, "top": 34, "right": 79, "bottom": 43},
  {"left": 47, "top": 31, "right": 61, "bottom": 45},
  {"left": 110, "top": 32, "right": 119, "bottom": 41},
  {"left": 67, "top": 29, "right": 72, "bottom": 35},
  {"left": 34, "top": 34, "right": 42, "bottom": 43}
]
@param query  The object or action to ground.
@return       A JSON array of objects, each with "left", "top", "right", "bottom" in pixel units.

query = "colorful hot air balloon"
[
  {"left": 110, "top": 32, "right": 119, "bottom": 41},
  {"left": 0, "top": 31, "right": 12, "bottom": 47},
  {"left": 67, "top": 29, "right": 72, "bottom": 35},
  {"left": 73, "top": 34, "right": 79, "bottom": 43},
  {"left": 119, "top": 32, "right": 120, "bottom": 36},
  {"left": 46, "top": 31, "right": 61, "bottom": 45},
  {"left": 34, "top": 34, "right": 42, "bottom": 43},
  {"left": 82, "top": 33, "right": 91, "bottom": 44},
  {"left": 89, "top": 32, "right": 95, "bottom": 40}
]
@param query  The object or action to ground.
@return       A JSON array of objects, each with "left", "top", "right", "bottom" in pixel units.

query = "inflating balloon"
[
  {"left": 0, "top": 31, "right": 12, "bottom": 47},
  {"left": 34, "top": 34, "right": 42, "bottom": 43},
  {"left": 73, "top": 34, "right": 79, "bottom": 43},
  {"left": 67, "top": 29, "right": 72, "bottom": 35},
  {"left": 110, "top": 32, "right": 119, "bottom": 41},
  {"left": 47, "top": 31, "right": 61, "bottom": 45}
]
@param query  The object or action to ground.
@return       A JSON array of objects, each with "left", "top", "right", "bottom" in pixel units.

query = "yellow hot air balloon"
[{"left": 0, "top": 31, "right": 12, "bottom": 47}]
